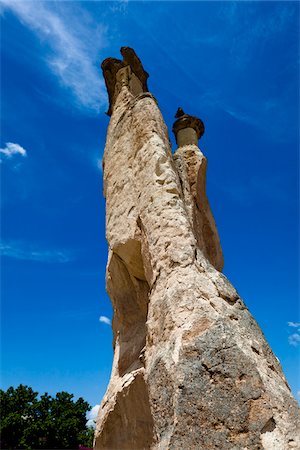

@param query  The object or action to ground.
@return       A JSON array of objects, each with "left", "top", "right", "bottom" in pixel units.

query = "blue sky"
[{"left": 1, "top": 1, "right": 299, "bottom": 409}]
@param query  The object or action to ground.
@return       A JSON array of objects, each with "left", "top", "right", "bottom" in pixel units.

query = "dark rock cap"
[
  {"left": 101, "top": 47, "right": 149, "bottom": 116},
  {"left": 172, "top": 108, "right": 205, "bottom": 142}
]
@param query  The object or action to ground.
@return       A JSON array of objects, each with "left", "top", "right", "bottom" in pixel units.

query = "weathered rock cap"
[
  {"left": 101, "top": 47, "right": 149, "bottom": 116},
  {"left": 173, "top": 107, "right": 205, "bottom": 146}
]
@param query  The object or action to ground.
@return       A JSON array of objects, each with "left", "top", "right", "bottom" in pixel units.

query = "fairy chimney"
[{"left": 95, "top": 47, "right": 299, "bottom": 450}]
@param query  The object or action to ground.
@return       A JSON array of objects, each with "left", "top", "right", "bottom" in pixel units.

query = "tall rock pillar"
[{"left": 95, "top": 47, "right": 299, "bottom": 450}]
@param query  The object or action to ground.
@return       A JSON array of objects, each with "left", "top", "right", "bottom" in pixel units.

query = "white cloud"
[
  {"left": 0, "top": 241, "right": 72, "bottom": 263},
  {"left": 288, "top": 333, "right": 300, "bottom": 347},
  {"left": 297, "top": 391, "right": 300, "bottom": 398},
  {"left": 99, "top": 315, "right": 111, "bottom": 326},
  {"left": 0, "top": 142, "right": 27, "bottom": 158},
  {"left": 288, "top": 322, "right": 300, "bottom": 328},
  {"left": 96, "top": 158, "right": 103, "bottom": 173},
  {"left": 1, "top": 1, "right": 107, "bottom": 113},
  {"left": 86, "top": 404, "right": 100, "bottom": 429}
]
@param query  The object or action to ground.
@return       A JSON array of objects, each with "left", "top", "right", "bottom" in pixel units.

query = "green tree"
[
  {"left": 0, "top": 385, "right": 93, "bottom": 449},
  {"left": 0, "top": 385, "right": 39, "bottom": 449},
  {"left": 78, "top": 428, "right": 94, "bottom": 448}
]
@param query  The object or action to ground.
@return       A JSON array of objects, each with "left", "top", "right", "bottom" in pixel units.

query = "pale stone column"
[
  {"left": 172, "top": 109, "right": 223, "bottom": 272},
  {"left": 95, "top": 47, "right": 299, "bottom": 450}
]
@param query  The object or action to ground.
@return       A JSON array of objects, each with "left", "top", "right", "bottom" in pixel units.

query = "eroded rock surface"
[{"left": 95, "top": 48, "right": 299, "bottom": 450}]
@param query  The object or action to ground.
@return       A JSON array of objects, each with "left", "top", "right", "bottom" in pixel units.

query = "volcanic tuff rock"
[{"left": 95, "top": 48, "right": 300, "bottom": 449}]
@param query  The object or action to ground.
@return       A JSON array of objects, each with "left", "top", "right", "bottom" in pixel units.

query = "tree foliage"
[{"left": 0, "top": 385, "right": 93, "bottom": 449}]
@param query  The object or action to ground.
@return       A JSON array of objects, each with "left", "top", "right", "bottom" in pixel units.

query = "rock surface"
[{"left": 95, "top": 48, "right": 299, "bottom": 449}]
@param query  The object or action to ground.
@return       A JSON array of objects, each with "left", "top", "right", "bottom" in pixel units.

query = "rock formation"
[{"left": 95, "top": 47, "right": 299, "bottom": 449}]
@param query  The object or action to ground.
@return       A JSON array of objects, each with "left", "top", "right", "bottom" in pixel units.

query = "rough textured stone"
[
  {"left": 95, "top": 48, "right": 299, "bottom": 450},
  {"left": 101, "top": 47, "right": 149, "bottom": 116}
]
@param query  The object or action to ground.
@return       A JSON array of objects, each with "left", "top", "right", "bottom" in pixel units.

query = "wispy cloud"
[
  {"left": 110, "top": 0, "right": 129, "bottom": 14},
  {"left": 288, "top": 333, "right": 300, "bottom": 347},
  {"left": 0, "top": 142, "right": 27, "bottom": 158},
  {"left": 218, "top": 2, "right": 296, "bottom": 68},
  {"left": 86, "top": 404, "right": 100, "bottom": 429},
  {"left": 220, "top": 174, "right": 290, "bottom": 207},
  {"left": 1, "top": 1, "right": 107, "bottom": 113},
  {"left": 186, "top": 2, "right": 298, "bottom": 142},
  {"left": 288, "top": 322, "right": 300, "bottom": 328},
  {"left": 99, "top": 315, "right": 111, "bottom": 326},
  {"left": 96, "top": 158, "right": 103, "bottom": 173},
  {"left": 287, "top": 322, "right": 300, "bottom": 347},
  {"left": 1, "top": 241, "right": 72, "bottom": 263}
]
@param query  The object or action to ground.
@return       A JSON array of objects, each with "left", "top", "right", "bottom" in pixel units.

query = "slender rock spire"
[
  {"left": 172, "top": 109, "right": 223, "bottom": 271},
  {"left": 95, "top": 47, "right": 299, "bottom": 450}
]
